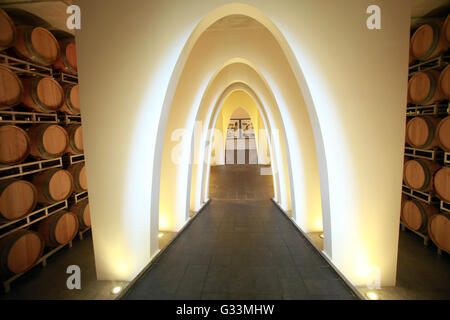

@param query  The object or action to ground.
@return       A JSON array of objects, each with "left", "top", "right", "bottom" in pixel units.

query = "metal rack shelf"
[
  {"left": 63, "top": 154, "right": 85, "bottom": 166},
  {"left": 402, "top": 185, "right": 435, "bottom": 204},
  {"left": 59, "top": 114, "right": 81, "bottom": 124},
  {"left": 0, "top": 200, "right": 68, "bottom": 240},
  {"left": 409, "top": 54, "right": 450, "bottom": 75},
  {"left": 406, "top": 102, "right": 450, "bottom": 117},
  {"left": 444, "top": 153, "right": 450, "bottom": 166},
  {"left": 54, "top": 72, "right": 78, "bottom": 85},
  {"left": 0, "top": 52, "right": 53, "bottom": 77},
  {"left": 400, "top": 221, "right": 429, "bottom": 246},
  {"left": 404, "top": 146, "right": 443, "bottom": 161},
  {"left": 0, "top": 110, "right": 59, "bottom": 125},
  {"left": 73, "top": 191, "right": 88, "bottom": 204},
  {"left": 0, "top": 157, "right": 63, "bottom": 181}
]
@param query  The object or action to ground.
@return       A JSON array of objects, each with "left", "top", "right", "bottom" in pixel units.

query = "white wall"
[{"left": 75, "top": 0, "right": 410, "bottom": 285}]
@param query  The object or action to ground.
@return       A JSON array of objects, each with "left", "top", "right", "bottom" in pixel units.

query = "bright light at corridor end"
[
  {"left": 366, "top": 291, "right": 379, "bottom": 300},
  {"left": 111, "top": 286, "right": 122, "bottom": 295},
  {"left": 158, "top": 233, "right": 164, "bottom": 238}
]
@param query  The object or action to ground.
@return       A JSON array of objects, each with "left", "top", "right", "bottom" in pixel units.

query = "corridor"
[{"left": 123, "top": 165, "right": 358, "bottom": 300}]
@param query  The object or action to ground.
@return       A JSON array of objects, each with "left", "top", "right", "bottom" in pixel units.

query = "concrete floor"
[{"left": 123, "top": 165, "right": 358, "bottom": 300}]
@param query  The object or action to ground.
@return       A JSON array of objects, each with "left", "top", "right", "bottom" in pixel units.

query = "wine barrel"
[
  {"left": 405, "top": 116, "right": 440, "bottom": 149},
  {"left": 0, "top": 8, "right": 16, "bottom": 51},
  {"left": 443, "top": 14, "right": 450, "bottom": 45},
  {"left": 13, "top": 25, "right": 60, "bottom": 66},
  {"left": 0, "top": 179, "right": 37, "bottom": 221},
  {"left": 438, "top": 65, "right": 450, "bottom": 99},
  {"left": 436, "top": 116, "right": 450, "bottom": 152},
  {"left": 0, "top": 230, "right": 44, "bottom": 275},
  {"left": 428, "top": 213, "right": 450, "bottom": 253},
  {"left": 32, "top": 169, "right": 73, "bottom": 204},
  {"left": 60, "top": 84, "right": 80, "bottom": 114},
  {"left": 401, "top": 199, "right": 437, "bottom": 233},
  {"left": 0, "top": 125, "right": 30, "bottom": 165},
  {"left": 21, "top": 77, "right": 64, "bottom": 113},
  {"left": 408, "top": 70, "right": 444, "bottom": 105},
  {"left": 0, "top": 66, "right": 23, "bottom": 109},
  {"left": 408, "top": 45, "right": 415, "bottom": 65},
  {"left": 67, "top": 163, "right": 87, "bottom": 193},
  {"left": 403, "top": 159, "right": 440, "bottom": 191},
  {"left": 70, "top": 200, "right": 90, "bottom": 229},
  {"left": 65, "top": 125, "right": 83, "bottom": 154},
  {"left": 434, "top": 166, "right": 450, "bottom": 202},
  {"left": 28, "top": 124, "right": 69, "bottom": 159},
  {"left": 411, "top": 21, "right": 449, "bottom": 61},
  {"left": 53, "top": 39, "right": 77, "bottom": 74},
  {"left": 37, "top": 211, "right": 78, "bottom": 247}
]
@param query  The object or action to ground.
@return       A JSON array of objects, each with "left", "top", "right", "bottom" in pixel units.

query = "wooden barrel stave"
[
  {"left": 28, "top": 124, "right": 69, "bottom": 159},
  {"left": 405, "top": 116, "right": 440, "bottom": 149},
  {"left": 32, "top": 169, "right": 73, "bottom": 204},
  {"left": 0, "top": 125, "right": 30, "bottom": 165},
  {"left": 53, "top": 39, "right": 77, "bottom": 74},
  {"left": 67, "top": 163, "right": 87, "bottom": 193},
  {"left": 408, "top": 70, "right": 444, "bottom": 105},
  {"left": 13, "top": 25, "right": 60, "bottom": 66},
  {"left": 434, "top": 166, "right": 450, "bottom": 202},
  {"left": 60, "top": 84, "right": 80, "bottom": 115},
  {"left": 0, "top": 8, "right": 16, "bottom": 51},
  {"left": 0, "top": 230, "right": 44, "bottom": 275},
  {"left": 0, "top": 179, "right": 37, "bottom": 221},
  {"left": 403, "top": 158, "right": 440, "bottom": 192},
  {"left": 401, "top": 199, "right": 437, "bottom": 233},
  {"left": 65, "top": 125, "right": 83, "bottom": 154},
  {"left": 438, "top": 65, "right": 450, "bottom": 100},
  {"left": 21, "top": 77, "right": 64, "bottom": 113},
  {"left": 0, "top": 66, "right": 23, "bottom": 109},
  {"left": 37, "top": 211, "right": 78, "bottom": 247},
  {"left": 428, "top": 213, "right": 450, "bottom": 253},
  {"left": 70, "top": 200, "right": 90, "bottom": 229},
  {"left": 411, "top": 21, "right": 449, "bottom": 61}
]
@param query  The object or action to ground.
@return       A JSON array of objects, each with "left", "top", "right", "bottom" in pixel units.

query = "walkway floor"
[{"left": 124, "top": 165, "right": 358, "bottom": 300}]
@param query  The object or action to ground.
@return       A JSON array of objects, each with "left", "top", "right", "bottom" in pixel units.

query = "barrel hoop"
[
  {"left": 60, "top": 41, "right": 77, "bottom": 74},
  {"left": 23, "top": 27, "right": 53, "bottom": 66},
  {"left": 35, "top": 125, "right": 60, "bottom": 159},
  {"left": 30, "top": 78, "right": 51, "bottom": 113},
  {"left": 64, "top": 86, "right": 78, "bottom": 114},
  {"left": 422, "top": 72, "right": 438, "bottom": 105},
  {"left": 0, "top": 230, "right": 32, "bottom": 274},
  {"left": 39, "top": 169, "right": 59, "bottom": 203},
  {"left": 47, "top": 213, "right": 63, "bottom": 245},
  {"left": 69, "top": 126, "right": 83, "bottom": 153},
  {"left": 412, "top": 199, "right": 428, "bottom": 232},
  {"left": 418, "top": 117, "right": 436, "bottom": 148},
  {"left": 417, "top": 159, "right": 432, "bottom": 191},
  {"left": 419, "top": 23, "right": 441, "bottom": 61}
]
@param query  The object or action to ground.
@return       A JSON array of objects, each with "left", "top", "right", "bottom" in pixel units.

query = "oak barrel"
[
  {"left": 434, "top": 166, "right": 450, "bottom": 202},
  {"left": 428, "top": 213, "right": 450, "bottom": 253},
  {"left": 0, "top": 66, "right": 23, "bottom": 109},
  {"left": 405, "top": 116, "right": 440, "bottom": 149},
  {"left": 32, "top": 169, "right": 73, "bottom": 204},
  {"left": 0, "top": 179, "right": 37, "bottom": 221},
  {"left": 0, "top": 230, "right": 44, "bottom": 275},
  {"left": 408, "top": 70, "right": 444, "bottom": 105},
  {"left": 67, "top": 163, "right": 87, "bottom": 193},
  {"left": 411, "top": 22, "right": 449, "bottom": 61},
  {"left": 53, "top": 39, "right": 77, "bottom": 74},
  {"left": 0, "top": 8, "right": 16, "bottom": 51},
  {"left": 13, "top": 25, "right": 60, "bottom": 66},
  {"left": 436, "top": 116, "right": 450, "bottom": 152},
  {"left": 21, "top": 77, "right": 64, "bottom": 113},
  {"left": 443, "top": 14, "right": 450, "bottom": 44},
  {"left": 37, "top": 211, "right": 78, "bottom": 247},
  {"left": 0, "top": 125, "right": 30, "bottom": 165},
  {"left": 65, "top": 125, "right": 83, "bottom": 154},
  {"left": 70, "top": 200, "right": 90, "bottom": 229},
  {"left": 403, "top": 159, "right": 440, "bottom": 191},
  {"left": 401, "top": 199, "right": 437, "bottom": 233},
  {"left": 438, "top": 65, "right": 450, "bottom": 99},
  {"left": 60, "top": 84, "right": 80, "bottom": 114},
  {"left": 28, "top": 124, "right": 69, "bottom": 159}
]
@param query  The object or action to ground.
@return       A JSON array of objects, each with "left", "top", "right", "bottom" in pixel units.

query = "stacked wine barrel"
[
  {"left": 403, "top": 14, "right": 450, "bottom": 254},
  {"left": 0, "top": 8, "right": 91, "bottom": 281}
]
